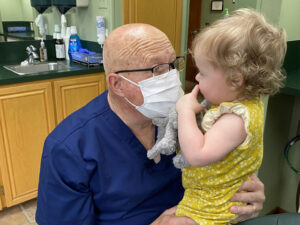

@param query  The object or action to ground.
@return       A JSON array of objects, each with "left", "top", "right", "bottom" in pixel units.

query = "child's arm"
[{"left": 176, "top": 85, "right": 247, "bottom": 167}]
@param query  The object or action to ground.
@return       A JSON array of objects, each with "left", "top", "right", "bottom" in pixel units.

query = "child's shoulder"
[
  {"left": 210, "top": 98, "right": 263, "bottom": 110},
  {"left": 202, "top": 98, "right": 263, "bottom": 131}
]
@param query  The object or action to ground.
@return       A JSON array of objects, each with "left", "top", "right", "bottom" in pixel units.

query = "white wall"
[
  {"left": 279, "top": 0, "right": 300, "bottom": 41},
  {"left": 20, "top": 0, "right": 34, "bottom": 21},
  {"left": 0, "top": 0, "right": 31, "bottom": 21}
]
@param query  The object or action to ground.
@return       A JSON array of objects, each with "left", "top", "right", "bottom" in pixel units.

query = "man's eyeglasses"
[{"left": 114, "top": 56, "right": 185, "bottom": 76}]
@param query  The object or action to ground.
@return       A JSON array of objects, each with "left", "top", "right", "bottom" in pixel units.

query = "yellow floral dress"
[{"left": 176, "top": 98, "right": 264, "bottom": 225}]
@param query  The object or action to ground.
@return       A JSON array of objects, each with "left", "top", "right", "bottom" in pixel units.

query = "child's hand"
[{"left": 176, "top": 85, "right": 204, "bottom": 114}]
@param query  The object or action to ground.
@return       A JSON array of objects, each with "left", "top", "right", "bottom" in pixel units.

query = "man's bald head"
[{"left": 103, "top": 24, "right": 174, "bottom": 75}]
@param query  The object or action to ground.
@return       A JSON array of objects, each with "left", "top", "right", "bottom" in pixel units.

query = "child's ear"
[{"left": 233, "top": 73, "right": 244, "bottom": 87}]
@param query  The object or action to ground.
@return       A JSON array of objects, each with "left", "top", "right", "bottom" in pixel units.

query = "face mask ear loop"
[
  {"left": 118, "top": 74, "right": 139, "bottom": 87},
  {"left": 118, "top": 74, "right": 141, "bottom": 108},
  {"left": 124, "top": 97, "right": 138, "bottom": 108}
]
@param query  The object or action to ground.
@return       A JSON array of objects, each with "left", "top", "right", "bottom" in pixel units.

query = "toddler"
[{"left": 175, "top": 8, "right": 286, "bottom": 225}]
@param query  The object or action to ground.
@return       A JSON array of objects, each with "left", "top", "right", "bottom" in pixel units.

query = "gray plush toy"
[{"left": 147, "top": 99, "right": 210, "bottom": 169}]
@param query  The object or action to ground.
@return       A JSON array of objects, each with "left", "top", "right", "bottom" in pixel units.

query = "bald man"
[{"left": 36, "top": 24, "right": 265, "bottom": 225}]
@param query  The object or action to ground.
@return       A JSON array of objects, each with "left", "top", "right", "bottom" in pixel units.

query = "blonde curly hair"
[{"left": 191, "top": 8, "right": 287, "bottom": 98}]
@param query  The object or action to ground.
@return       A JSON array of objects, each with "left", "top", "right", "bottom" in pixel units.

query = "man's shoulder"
[{"left": 48, "top": 90, "right": 110, "bottom": 143}]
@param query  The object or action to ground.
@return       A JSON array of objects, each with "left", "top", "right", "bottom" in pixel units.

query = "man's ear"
[{"left": 107, "top": 73, "right": 125, "bottom": 97}]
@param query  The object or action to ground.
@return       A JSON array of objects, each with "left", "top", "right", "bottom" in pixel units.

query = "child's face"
[{"left": 194, "top": 53, "right": 240, "bottom": 105}]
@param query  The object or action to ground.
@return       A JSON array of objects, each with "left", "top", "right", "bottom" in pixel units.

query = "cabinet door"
[
  {"left": 54, "top": 73, "right": 106, "bottom": 123},
  {"left": 0, "top": 81, "right": 56, "bottom": 207}
]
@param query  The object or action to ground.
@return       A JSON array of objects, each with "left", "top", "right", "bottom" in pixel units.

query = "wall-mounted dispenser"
[
  {"left": 52, "top": 0, "right": 89, "bottom": 14},
  {"left": 30, "top": 0, "right": 52, "bottom": 37},
  {"left": 53, "top": 0, "right": 75, "bottom": 14},
  {"left": 96, "top": 16, "right": 106, "bottom": 48},
  {"left": 77, "top": 0, "right": 89, "bottom": 7},
  {"left": 30, "top": 0, "right": 51, "bottom": 14}
]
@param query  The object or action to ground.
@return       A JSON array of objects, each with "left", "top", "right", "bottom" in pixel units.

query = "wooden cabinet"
[
  {"left": 0, "top": 81, "right": 56, "bottom": 207},
  {"left": 0, "top": 72, "right": 106, "bottom": 209},
  {"left": 54, "top": 74, "right": 106, "bottom": 123}
]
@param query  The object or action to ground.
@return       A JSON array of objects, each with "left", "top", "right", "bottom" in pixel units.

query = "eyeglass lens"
[
  {"left": 153, "top": 57, "right": 185, "bottom": 76},
  {"left": 175, "top": 57, "right": 185, "bottom": 71}
]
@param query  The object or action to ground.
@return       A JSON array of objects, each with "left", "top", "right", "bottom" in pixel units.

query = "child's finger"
[{"left": 191, "top": 85, "right": 200, "bottom": 97}]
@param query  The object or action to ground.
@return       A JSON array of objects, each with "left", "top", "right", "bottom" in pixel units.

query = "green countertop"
[
  {"left": 0, "top": 59, "right": 298, "bottom": 96},
  {"left": 0, "top": 61, "right": 105, "bottom": 86},
  {"left": 281, "top": 70, "right": 300, "bottom": 96}
]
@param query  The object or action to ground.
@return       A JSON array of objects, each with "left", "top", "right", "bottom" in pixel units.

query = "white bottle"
[
  {"left": 54, "top": 24, "right": 60, "bottom": 34},
  {"left": 64, "top": 27, "right": 71, "bottom": 61},
  {"left": 53, "top": 32, "right": 57, "bottom": 41},
  {"left": 61, "top": 14, "right": 67, "bottom": 38},
  {"left": 39, "top": 39, "right": 48, "bottom": 62},
  {"left": 53, "top": 24, "right": 60, "bottom": 42}
]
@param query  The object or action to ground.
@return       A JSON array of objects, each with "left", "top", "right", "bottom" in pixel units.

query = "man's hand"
[
  {"left": 230, "top": 174, "right": 265, "bottom": 222},
  {"left": 151, "top": 206, "right": 197, "bottom": 225}
]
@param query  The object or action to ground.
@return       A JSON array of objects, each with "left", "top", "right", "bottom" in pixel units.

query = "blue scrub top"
[{"left": 36, "top": 90, "right": 184, "bottom": 225}]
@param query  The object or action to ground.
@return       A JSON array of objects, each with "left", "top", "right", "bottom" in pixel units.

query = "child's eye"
[{"left": 198, "top": 70, "right": 204, "bottom": 76}]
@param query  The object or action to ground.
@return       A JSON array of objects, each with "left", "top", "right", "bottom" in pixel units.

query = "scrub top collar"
[{"left": 101, "top": 91, "right": 159, "bottom": 165}]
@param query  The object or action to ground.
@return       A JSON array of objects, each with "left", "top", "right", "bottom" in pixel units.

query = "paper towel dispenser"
[
  {"left": 30, "top": 0, "right": 51, "bottom": 14},
  {"left": 53, "top": 0, "right": 89, "bottom": 14}
]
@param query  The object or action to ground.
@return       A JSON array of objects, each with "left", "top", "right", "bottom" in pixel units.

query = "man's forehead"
[{"left": 148, "top": 50, "right": 176, "bottom": 65}]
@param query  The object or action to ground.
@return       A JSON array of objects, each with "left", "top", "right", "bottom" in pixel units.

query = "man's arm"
[
  {"left": 36, "top": 137, "right": 94, "bottom": 225},
  {"left": 151, "top": 174, "right": 265, "bottom": 225},
  {"left": 230, "top": 174, "right": 265, "bottom": 222}
]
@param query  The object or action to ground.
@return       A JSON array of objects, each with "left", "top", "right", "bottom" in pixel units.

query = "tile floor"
[{"left": 0, "top": 199, "right": 37, "bottom": 225}]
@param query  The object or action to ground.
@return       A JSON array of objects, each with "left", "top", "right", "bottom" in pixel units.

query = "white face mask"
[{"left": 120, "top": 69, "right": 184, "bottom": 119}]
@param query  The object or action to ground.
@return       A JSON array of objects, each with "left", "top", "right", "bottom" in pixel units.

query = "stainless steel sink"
[{"left": 4, "top": 62, "right": 71, "bottom": 75}]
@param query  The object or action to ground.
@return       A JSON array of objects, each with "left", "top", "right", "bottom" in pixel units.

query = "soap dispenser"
[
  {"left": 224, "top": 8, "right": 229, "bottom": 18},
  {"left": 39, "top": 39, "right": 48, "bottom": 62}
]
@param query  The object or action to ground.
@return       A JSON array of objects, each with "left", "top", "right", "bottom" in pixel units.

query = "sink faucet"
[{"left": 26, "top": 45, "right": 39, "bottom": 64}]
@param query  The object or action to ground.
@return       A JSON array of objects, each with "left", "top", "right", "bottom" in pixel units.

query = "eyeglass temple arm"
[{"left": 115, "top": 68, "right": 153, "bottom": 74}]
